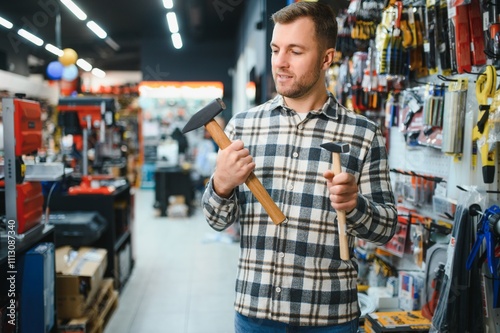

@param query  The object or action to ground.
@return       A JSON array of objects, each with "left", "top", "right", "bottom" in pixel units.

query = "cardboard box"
[
  {"left": 365, "top": 311, "right": 431, "bottom": 333},
  {"left": 55, "top": 246, "right": 107, "bottom": 319},
  {"left": 57, "top": 278, "right": 118, "bottom": 333}
]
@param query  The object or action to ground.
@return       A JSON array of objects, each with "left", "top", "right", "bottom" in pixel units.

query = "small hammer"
[
  {"left": 321, "top": 142, "right": 350, "bottom": 260},
  {"left": 183, "top": 98, "right": 287, "bottom": 225}
]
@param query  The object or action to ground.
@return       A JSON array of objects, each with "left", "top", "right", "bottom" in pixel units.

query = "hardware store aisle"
[{"left": 104, "top": 189, "right": 239, "bottom": 333}]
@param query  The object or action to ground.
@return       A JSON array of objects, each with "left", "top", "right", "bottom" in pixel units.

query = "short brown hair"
[{"left": 271, "top": 2, "right": 338, "bottom": 50}]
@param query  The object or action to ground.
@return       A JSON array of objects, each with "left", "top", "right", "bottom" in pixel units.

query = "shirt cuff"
[
  {"left": 346, "top": 193, "right": 370, "bottom": 231},
  {"left": 206, "top": 177, "right": 238, "bottom": 206}
]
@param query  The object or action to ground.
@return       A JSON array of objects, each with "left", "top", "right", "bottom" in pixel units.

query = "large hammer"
[
  {"left": 321, "top": 142, "right": 350, "bottom": 260},
  {"left": 183, "top": 98, "right": 287, "bottom": 225}
]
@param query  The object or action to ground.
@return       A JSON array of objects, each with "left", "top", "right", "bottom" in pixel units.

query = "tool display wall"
[{"left": 332, "top": 0, "right": 500, "bottom": 330}]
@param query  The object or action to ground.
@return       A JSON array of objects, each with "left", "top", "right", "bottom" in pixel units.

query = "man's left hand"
[{"left": 323, "top": 170, "right": 358, "bottom": 213}]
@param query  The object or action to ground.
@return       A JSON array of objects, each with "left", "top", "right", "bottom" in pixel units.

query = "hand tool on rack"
[
  {"left": 472, "top": 65, "right": 497, "bottom": 183},
  {"left": 320, "top": 142, "right": 351, "bottom": 260},
  {"left": 424, "top": 0, "right": 438, "bottom": 75},
  {"left": 386, "top": 1, "right": 404, "bottom": 76},
  {"left": 468, "top": 0, "right": 486, "bottom": 66},
  {"left": 466, "top": 204, "right": 500, "bottom": 307},
  {"left": 436, "top": 0, "right": 452, "bottom": 75},
  {"left": 182, "top": 99, "right": 287, "bottom": 225}
]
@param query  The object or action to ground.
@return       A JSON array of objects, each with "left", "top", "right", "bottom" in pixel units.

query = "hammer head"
[
  {"left": 320, "top": 142, "right": 350, "bottom": 154},
  {"left": 182, "top": 98, "right": 226, "bottom": 134}
]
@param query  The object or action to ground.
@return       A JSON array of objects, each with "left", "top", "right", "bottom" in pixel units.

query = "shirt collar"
[{"left": 271, "top": 91, "right": 340, "bottom": 120}]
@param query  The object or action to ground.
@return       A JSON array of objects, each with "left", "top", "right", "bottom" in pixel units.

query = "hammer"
[
  {"left": 321, "top": 142, "right": 350, "bottom": 260},
  {"left": 182, "top": 98, "right": 287, "bottom": 225}
]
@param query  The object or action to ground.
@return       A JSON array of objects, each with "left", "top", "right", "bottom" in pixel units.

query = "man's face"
[{"left": 271, "top": 17, "right": 329, "bottom": 99}]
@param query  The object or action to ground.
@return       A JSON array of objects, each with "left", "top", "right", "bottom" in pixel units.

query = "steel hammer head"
[
  {"left": 182, "top": 98, "right": 226, "bottom": 134},
  {"left": 320, "top": 142, "right": 350, "bottom": 154}
]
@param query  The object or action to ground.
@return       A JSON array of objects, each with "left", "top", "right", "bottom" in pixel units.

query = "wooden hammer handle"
[
  {"left": 332, "top": 152, "right": 350, "bottom": 260},
  {"left": 206, "top": 119, "right": 287, "bottom": 225}
]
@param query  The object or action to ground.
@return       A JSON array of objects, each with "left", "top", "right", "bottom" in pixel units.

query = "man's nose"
[{"left": 273, "top": 51, "right": 289, "bottom": 68}]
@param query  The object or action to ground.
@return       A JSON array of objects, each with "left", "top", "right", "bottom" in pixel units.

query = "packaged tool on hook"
[
  {"left": 448, "top": 2, "right": 472, "bottom": 73},
  {"left": 424, "top": 0, "right": 438, "bottom": 74},
  {"left": 468, "top": 0, "right": 487, "bottom": 66},
  {"left": 436, "top": 0, "right": 452, "bottom": 74},
  {"left": 441, "top": 79, "right": 468, "bottom": 155}
]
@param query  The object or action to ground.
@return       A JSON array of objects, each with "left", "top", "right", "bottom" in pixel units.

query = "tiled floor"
[{"left": 104, "top": 189, "right": 239, "bottom": 333}]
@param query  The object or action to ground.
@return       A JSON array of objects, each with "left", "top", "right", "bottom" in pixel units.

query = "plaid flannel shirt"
[{"left": 202, "top": 93, "right": 397, "bottom": 326}]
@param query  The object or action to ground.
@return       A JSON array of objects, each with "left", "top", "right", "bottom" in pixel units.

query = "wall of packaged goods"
[{"left": 327, "top": 0, "right": 500, "bottom": 330}]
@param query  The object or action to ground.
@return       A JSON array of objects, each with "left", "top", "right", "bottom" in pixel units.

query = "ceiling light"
[
  {"left": 166, "top": 12, "right": 179, "bottom": 33},
  {"left": 105, "top": 37, "right": 120, "bottom": 51},
  {"left": 171, "top": 33, "right": 182, "bottom": 49},
  {"left": 163, "top": 0, "right": 174, "bottom": 9},
  {"left": 76, "top": 59, "right": 92, "bottom": 71},
  {"left": 91, "top": 67, "right": 106, "bottom": 78},
  {"left": 0, "top": 16, "right": 13, "bottom": 29},
  {"left": 86, "top": 21, "right": 107, "bottom": 39},
  {"left": 17, "top": 29, "right": 44, "bottom": 46},
  {"left": 45, "top": 43, "right": 64, "bottom": 56},
  {"left": 60, "top": 0, "right": 87, "bottom": 20}
]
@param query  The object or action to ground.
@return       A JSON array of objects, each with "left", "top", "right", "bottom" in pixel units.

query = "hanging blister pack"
[
  {"left": 488, "top": 88, "right": 500, "bottom": 146},
  {"left": 424, "top": 0, "right": 438, "bottom": 74},
  {"left": 422, "top": 84, "right": 445, "bottom": 128},
  {"left": 436, "top": 0, "right": 452, "bottom": 74},
  {"left": 441, "top": 79, "right": 468, "bottom": 154}
]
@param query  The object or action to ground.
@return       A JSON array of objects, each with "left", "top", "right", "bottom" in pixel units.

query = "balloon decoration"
[
  {"left": 58, "top": 48, "right": 78, "bottom": 66},
  {"left": 46, "top": 60, "right": 64, "bottom": 80},
  {"left": 46, "top": 48, "right": 80, "bottom": 85},
  {"left": 62, "top": 64, "right": 79, "bottom": 81}
]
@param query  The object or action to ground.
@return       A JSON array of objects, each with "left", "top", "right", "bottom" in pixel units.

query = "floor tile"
[{"left": 104, "top": 189, "right": 239, "bottom": 333}]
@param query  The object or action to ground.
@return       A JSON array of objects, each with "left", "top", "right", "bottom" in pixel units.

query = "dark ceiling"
[{"left": 0, "top": 0, "right": 245, "bottom": 73}]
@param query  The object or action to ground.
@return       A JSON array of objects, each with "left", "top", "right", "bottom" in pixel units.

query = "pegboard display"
[{"left": 389, "top": 128, "right": 452, "bottom": 179}]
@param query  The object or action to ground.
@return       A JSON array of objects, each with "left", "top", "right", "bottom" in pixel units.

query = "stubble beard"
[{"left": 274, "top": 63, "right": 323, "bottom": 99}]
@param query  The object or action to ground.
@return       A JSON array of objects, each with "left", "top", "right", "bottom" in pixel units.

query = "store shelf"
[
  {"left": 0, "top": 224, "right": 54, "bottom": 265},
  {"left": 48, "top": 181, "right": 134, "bottom": 290}
]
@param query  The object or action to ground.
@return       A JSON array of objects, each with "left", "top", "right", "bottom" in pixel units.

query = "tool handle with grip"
[
  {"left": 332, "top": 152, "right": 350, "bottom": 260},
  {"left": 205, "top": 119, "right": 287, "bottom": 225}
]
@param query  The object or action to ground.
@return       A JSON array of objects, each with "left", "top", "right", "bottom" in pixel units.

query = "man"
[{"left": 202, "top": 2, "right": 397, "bottom": 332}]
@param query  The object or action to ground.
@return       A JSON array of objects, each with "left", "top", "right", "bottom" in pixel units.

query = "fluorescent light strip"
[
  {"left": 76, "top": 58, "right": 92, "bottom": 71},
  {"left": 60, "top": 0, "right": 87, "bottom": 20},
  {"left": 171, "top": 33, "right": 182, "bottom": 49},
  {"left": 166, "top": 12, "right": 179, "bottom": 33},
  {"left": 17, "top": 29, "right": 44, "bottom": 46},
  {"left": 87, "top": 21, "right": 107, "bottom": 39},
  {"left": 163, "top": 0, "right": 174, "bottom": 9},
  {"left": 105, "top": 37, "right": 120, "bottom": 51},
  {"left": 0, "top": 16, "right": 13, "bottom": 29},
  {"left": 91, "top": 67, "right": 106, "bottom": 78},
  {"left": 45, "top": 43, "right": 64, "bottom": 56}
]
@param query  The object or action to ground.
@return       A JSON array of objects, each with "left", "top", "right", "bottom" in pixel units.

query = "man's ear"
[{"left": 322, "top": 48, "right": 335, "bottom": 70}]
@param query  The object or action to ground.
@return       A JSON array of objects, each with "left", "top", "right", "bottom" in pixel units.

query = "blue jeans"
[{"left": 235, "top": 312, "right": 359, "bottom": 333}]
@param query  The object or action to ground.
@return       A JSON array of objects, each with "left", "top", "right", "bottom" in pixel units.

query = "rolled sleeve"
[
  {"left": 346, "top": 194, "right": 397, "bottom": 245},
  {"left": 202, "top": 177, "right": 240, "bottom": 231}
]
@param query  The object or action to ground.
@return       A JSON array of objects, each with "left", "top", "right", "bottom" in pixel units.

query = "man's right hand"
[{"left": 213, "top": 140, "right": 255, "bottom": 198}]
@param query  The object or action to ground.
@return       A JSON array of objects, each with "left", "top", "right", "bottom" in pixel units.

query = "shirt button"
[
  {"left": 279, "top": 252, "right": 285, "bottom": 258},
  {"left": 276, "top": 287, "right": 281, "bottom": 293},
  {"left": 292, "top": 152, "right": 299, "bottom": 158},
  {"left": 288, "top": 184, "right": 293, "bottom": 190},
  {"left": 298, "top": 125, "right": 304, "bottom": 130}
]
